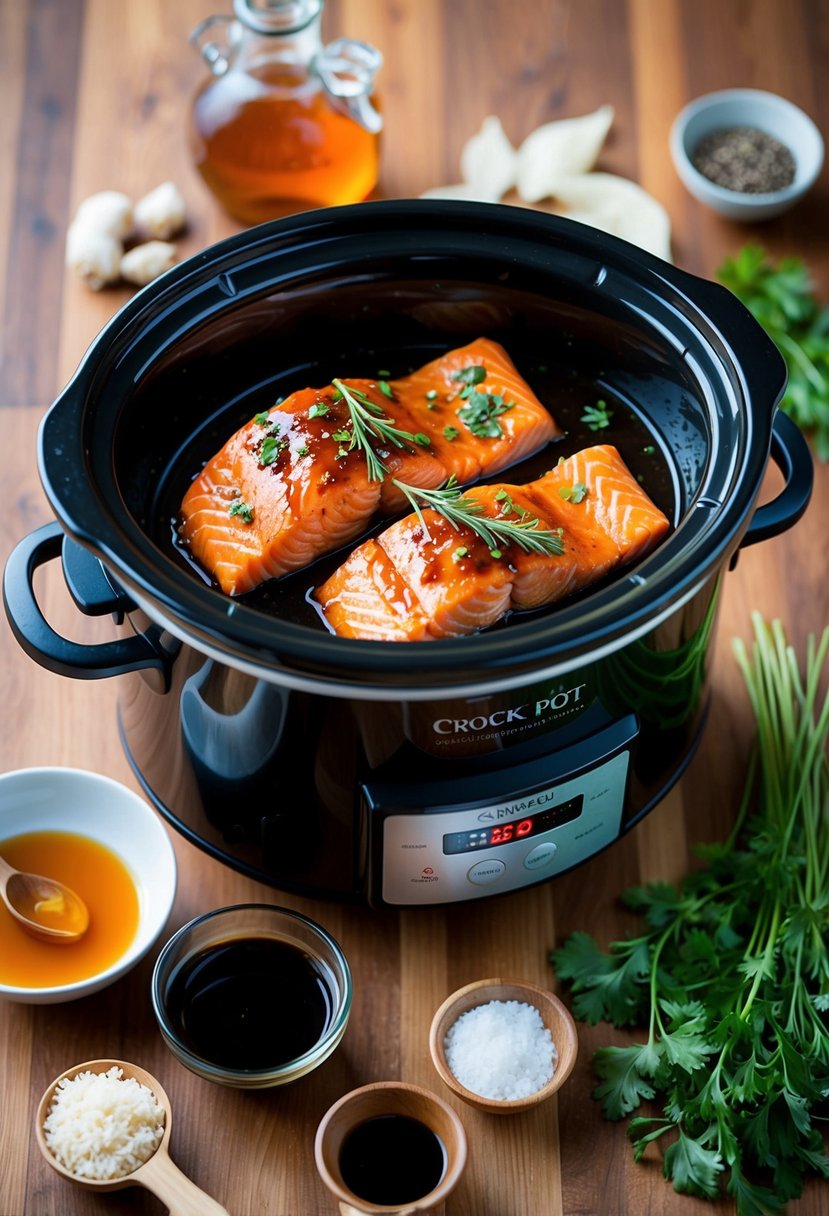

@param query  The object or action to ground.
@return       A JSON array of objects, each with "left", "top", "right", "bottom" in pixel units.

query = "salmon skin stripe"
[
  {"left": 178, "top": 338, "right": 560, "bottom": 595},
  {"left": 314, "top": 445, "right": 671, "bottom": 641}
]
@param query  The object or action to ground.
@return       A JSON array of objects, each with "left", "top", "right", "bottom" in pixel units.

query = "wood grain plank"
[{"left": 1, "top": 0, "right": 84, "bottom": 408}]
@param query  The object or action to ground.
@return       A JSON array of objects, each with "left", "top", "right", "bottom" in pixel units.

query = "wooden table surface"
[{"left": 1, "top": 2, "right": 827, "bottom": 1213}]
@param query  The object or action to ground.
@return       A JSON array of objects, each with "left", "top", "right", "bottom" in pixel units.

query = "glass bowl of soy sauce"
[{"left": 150, "top": 903, "right": 352, "bottom": 1088}]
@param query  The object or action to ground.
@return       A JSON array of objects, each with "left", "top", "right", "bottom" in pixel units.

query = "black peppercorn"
[{"left": 692, "top": 126, "right": 796, "bottom": 194}]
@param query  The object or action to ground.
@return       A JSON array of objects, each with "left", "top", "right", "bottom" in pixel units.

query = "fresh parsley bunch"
[
  {"left": 552, "top": 615, "right": 829, "bottom": 1214},
  {"left": 717, "top": 245, "right": 829, "bottom": 460}
]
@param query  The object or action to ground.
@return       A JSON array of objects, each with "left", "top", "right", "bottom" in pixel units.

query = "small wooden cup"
[
  {"left": 429, "top": 977, "right": 578, "bottom": 1115},
  {"left": 314, "top": 1080, "right": 468, "bottom": 1215}
]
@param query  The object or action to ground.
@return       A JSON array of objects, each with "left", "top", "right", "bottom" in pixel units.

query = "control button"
[
  {"left": 467, "top": 858, "right": 506, "bottom": 885},
  {"left": 524, "top": 842, "right": 558, "bottom": 871}
]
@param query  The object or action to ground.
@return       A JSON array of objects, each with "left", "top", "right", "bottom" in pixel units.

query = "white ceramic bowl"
[
  {"left": 0, "top": 767, "right": 177, "bottom": 1004},
  {"left": 670, "top": 88, "right": 824, "bottom": 221}
]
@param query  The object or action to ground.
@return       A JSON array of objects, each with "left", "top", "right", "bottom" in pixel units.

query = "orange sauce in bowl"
[{"left": 0, "top": 831, "right": 139, "bottom": 988}]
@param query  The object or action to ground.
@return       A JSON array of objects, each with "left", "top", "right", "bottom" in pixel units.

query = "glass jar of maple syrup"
[{"left": 189, "top": 0, "right": 382, "bottom": 225}]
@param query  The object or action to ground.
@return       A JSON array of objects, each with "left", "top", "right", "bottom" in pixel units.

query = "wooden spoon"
[
  {"left": 0, "top": 854, "right": 89, "bottom": 943},
  {"left": 36, "top": 1059, "right": 230, "bottom": 1215}
]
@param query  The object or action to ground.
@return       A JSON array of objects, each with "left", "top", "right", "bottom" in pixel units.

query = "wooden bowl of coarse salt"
[{"left": 428, "top": 977, "right": 578, "bottom": 1115}]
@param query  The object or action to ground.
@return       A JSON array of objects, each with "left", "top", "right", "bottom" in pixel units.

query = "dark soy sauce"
[
  {"left": 338, "top": 1114, "right": 447, "bottom": 1205},
  {"left": 163, "top": 936, "right": 334, "bottom": 1069}
]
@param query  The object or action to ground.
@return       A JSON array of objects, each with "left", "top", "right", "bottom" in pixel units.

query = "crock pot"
[{"left": 3, "top": 202, "right": 812, "bottom": 906}]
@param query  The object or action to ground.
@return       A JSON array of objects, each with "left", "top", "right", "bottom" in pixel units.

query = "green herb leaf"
[
  {"left": 451, "top": 364, "right": 487, "bottom": 387},
  {"left": 558, "top": 482, "right": 588, "bottom": 503},
  {"left": 552, "top": 613, "right": 829, "bottom": 1209},
  {"left": 378, "top": 379, "right": 394, "bottom": 399},
  {"left": 717, "top": 246, "right": 829, "bottom": 460},
  {"left": 254, "top": 410, "right": 270, "bottom": 426},
  {"left": 308, "top": 402, "right": 331, "bottom": 419},
  {"left": 229, "top": 498, "right": 253, "bottom": 523},
  {"left": 663, "top": 1130, "right": 725, "bottom": 1200},
  {"left": 457, "top": 390, "right": 515, "bottom": 439},
  {"left": 593, "top": 1045, "right": 656, "bottom": 1119},
  {"left": 581, "top": 399, "right": 614, "bottom": 431},
  {"left": 443, "top": 425, "right": 460, "bottom": 441},
  {"left": 331, "top": 379, "right": 433, "bottom": 484},
  {"left": 259, "top": 434, "right": 287, "bottom": 465}
]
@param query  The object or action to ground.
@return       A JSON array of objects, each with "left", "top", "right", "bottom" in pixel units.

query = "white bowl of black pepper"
[{"left": 670, "top": 88, "right": 823, "bottom": 221}]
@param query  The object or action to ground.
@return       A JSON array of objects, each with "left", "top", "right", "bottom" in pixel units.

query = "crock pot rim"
[{"left": 37, "top": 200, "right": 786, "bottom": 689}]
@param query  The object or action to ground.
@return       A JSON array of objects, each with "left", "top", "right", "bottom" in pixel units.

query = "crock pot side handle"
[
  {"left": 2, "top": 522, "right": 168, "bottom": 680},
  {"left": 740, "top": 411, "right": 814, "bottom": 548}
]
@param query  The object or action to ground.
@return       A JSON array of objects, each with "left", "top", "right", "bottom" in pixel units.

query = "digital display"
[{"left": 442, "top": 795, "right": 583, "bottom": 855}]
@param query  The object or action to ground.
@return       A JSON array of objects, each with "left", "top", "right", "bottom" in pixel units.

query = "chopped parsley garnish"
[
  {"left": 451, "top": 367, "right": 515, "bottom": 437},
  {"left": 643, "top": 444, "right": 656, "bottom": 455},
  {"left": 229, "top": 498, "right": 253, "bottom": 523},
  {"left": 331, "top": 428, "right": 351, "bottom": 442},
  {"left": 259, "top": 434, "right": 288, "bottom": 465},
  {"left": 559, "top": 482, "right": 588, "bottom": 503},
  {"left": 377, "top": 368, "right": 391, "bottom": 378},
  {"left": 378, "top": 380, "right": 394, "bottom": 399},
  {"left": 331, "top": 379, "right": 432, "bottom": 483},
  {"left": 443, "top": 425, "right": 460, "bottom": 441},
  {"left": 425, "top": 389, "right": 438, "bottom": 401},
  {"left": 393, "top": 477, "right": 565, "bottom": 556},
  {"left": 297, "top": 445, "right": 310, "bottom": 457},
  {"left": 494, "top": 489, "right": 528, "bottom": 519},
  {"left": 581, "top": 399, "right": 614, "bottom": 431},
  {"left": 254, "top": 411, "right": 270, "bottom": 426},
  {"left": 452, "top": 364, "right": 487, "bottom": 387},
  {"left": 452, "top": 546, "right": 469, "bottom": 562},
  {"left": 308, "top": 402, "right": 331, "bottom": 419}
]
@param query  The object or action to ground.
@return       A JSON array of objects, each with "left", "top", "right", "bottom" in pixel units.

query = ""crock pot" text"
[{"left": 432, "top": 684, "right": 587, "bottom": 735}]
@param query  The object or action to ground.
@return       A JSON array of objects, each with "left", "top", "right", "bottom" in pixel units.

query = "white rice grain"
[{"left": 43, "top": 1066, "right": 165, "bottom": 1180}]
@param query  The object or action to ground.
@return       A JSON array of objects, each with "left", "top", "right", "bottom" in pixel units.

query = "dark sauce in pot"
[
  {"left": 162, "top": 342, "right": 679, "bottom": 634},
  {"left": 162, "top": 936, "right": 335, "bottom": 1069}
]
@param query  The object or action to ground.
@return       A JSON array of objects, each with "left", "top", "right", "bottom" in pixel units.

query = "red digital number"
[
  {"left": 490, "top": 824, "right": 516, "bottom": 845},
  {"left": 516, "top": 819, "right": 533, "bottom": 838}
]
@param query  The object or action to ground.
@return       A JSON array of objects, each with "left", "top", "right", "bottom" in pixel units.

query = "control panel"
[{"left": 375, "top": 746, "right": 630, "bottom": 905}]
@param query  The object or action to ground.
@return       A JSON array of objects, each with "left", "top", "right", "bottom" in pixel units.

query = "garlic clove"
[
  {"left": 133, "top": 182, "right": 187, "bottom": 241},
  {"left": 73, "top": 191, "right": 135, "bottom": 240},
  {"left": 460, "top": 115, "right": 517, "bottom": 201},
  {"left": 65, "top": 223, "right": 123, "bottom": 290},
  {"left": 120, "top": 240, "right": 178, "bottom": 286},
  {"left": 546, "top": 172, "right": 672, "bottom": 262},
  {"left": 515, "top": 105, "right": 615, "bottom": 203}
]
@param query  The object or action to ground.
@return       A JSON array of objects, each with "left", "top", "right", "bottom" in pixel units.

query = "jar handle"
[
  {"left": 189, "top": 15, "right": 234, "bottom": 76},
  {"left": 315, "top": 38, "right": 383, "bottom": 134}
]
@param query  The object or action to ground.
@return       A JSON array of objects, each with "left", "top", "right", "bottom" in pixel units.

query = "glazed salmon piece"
[
  {"left": 392, "top": 338, "right": 560, "bottom": 484},
  {"left": 529, "top": 446, "right": 671, "bottom": 566},
  {"left": 377, "top": 509, "right": 514, "bottom": 638},
  {"left": 315, "top": 539, "right": 430, "bottom": 642},
  {"left": 180, "top": 387, "right": 383, "bottom": 596},
  {"left": 316, "top": 445, "right": 670, "bottom": 640},
  {"left": 180, "top": 342, "right": 560, "bottom": 596}
]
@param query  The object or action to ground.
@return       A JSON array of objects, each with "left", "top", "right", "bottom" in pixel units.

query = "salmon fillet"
[
  {"left": 179, "top": 340, "right": 558, "bottom": 596},
  {"left": 315, "top": 445, "right": 670, "bottom": 641}
]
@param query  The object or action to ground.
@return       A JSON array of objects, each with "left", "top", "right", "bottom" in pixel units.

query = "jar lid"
[{"left": 233, "top": 0, "right": 323, "bottom": 35}]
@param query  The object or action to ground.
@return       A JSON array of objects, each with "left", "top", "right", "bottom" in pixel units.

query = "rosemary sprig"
[
  {"left": 392, "top": 477, "right": 565, "bottom": 556},
  {"left": 331, "top": 378, "right": 430, "bottom": 482}
]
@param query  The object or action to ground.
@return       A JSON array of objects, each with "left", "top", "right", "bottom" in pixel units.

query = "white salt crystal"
[{"left": 444, "top": 998, "right": 557, "bottom": 1101}]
